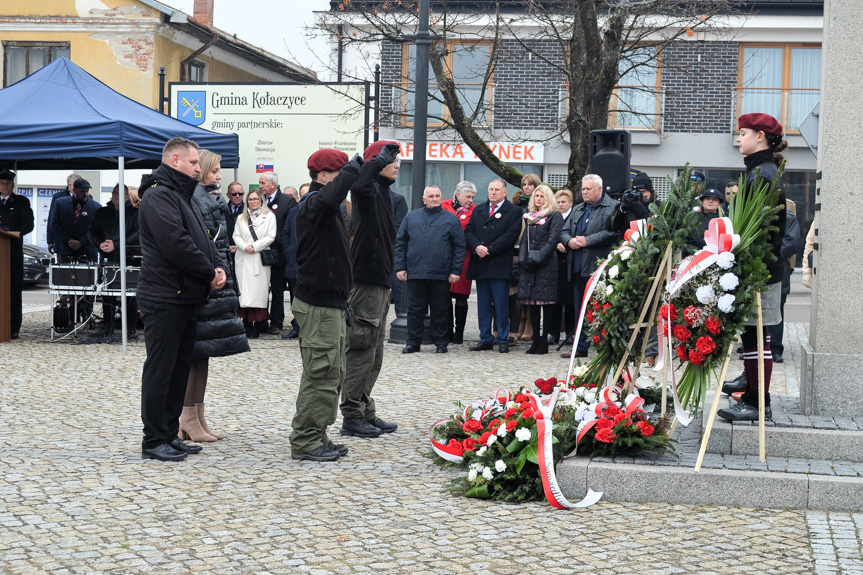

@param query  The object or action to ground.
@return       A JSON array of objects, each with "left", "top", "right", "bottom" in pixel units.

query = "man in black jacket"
[
  {"left": 137, "top": 137, "right": 226, "bottom": 462},
  {"left": 0, "top": 170, "right": 34, "bottom": 340},
  {"left": 290, "top": 149, "right": 369, "bottom": 462},
  {"left": 258, "top": 172, "right": 296, "bottom": 335},
  {"left": 339, "top": 140, "right": 401, "bottom": 438},
  {"left": 87, "top": 184, "right": 140, "bottom": 337},
  {"left": 464, "top": 178, "right": 523, "bottom": 353}
]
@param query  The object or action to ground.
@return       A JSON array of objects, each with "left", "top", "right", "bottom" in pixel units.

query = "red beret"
[
  {"left": 363, "top": 140, "right": 399, "bottom": 163},
  {"left": 307, "top": 149, "right": 349, "bottom": 173},
  {"left": 738, "top": 113, "right": 783, "bottom": 137}
]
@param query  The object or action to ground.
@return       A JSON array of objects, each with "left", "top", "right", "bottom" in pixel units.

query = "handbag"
[{"left": 246, "top": 217, "right": 278, "bottom": 266}]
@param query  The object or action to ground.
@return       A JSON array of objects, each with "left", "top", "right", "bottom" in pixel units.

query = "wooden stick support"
[
  {"left": 661, "top": 242, "right": 673, "bottom": 416},
  {"left": 694, "top": 342, "right": 737, "bottom": 472},
  {"left": 756, "top": 292, "right": 766, "bottom": 462}
]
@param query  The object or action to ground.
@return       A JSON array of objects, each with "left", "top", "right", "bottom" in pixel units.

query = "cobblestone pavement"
[{"left": 0, "top": 310, "right": 859, "bottom": 574}]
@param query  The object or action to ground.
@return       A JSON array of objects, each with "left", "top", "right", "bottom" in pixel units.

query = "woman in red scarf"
[{"left": 442, "top": 181, "right": 477, "bottom": 344}]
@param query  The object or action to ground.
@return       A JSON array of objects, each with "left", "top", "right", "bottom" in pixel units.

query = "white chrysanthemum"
[
  {"left": 584, "top": 390, "right": 596, "bottom": 403},
  {"left": 608, "top": 265, "right": 620, "bottom": 279},
  {"left": 717, "top": 293, "right": 736, "bottom": 313},
  {"left": 719, "top": 272, "right": 739, "bottom": 291},
  {"left": 515, "top": 427, "right": 531, "bottom": 442},
  {"left": 717, "top": 251, "right": 735, "bottom": 269},
  {"left": 606, "top": 285, "right": 614, "bottom": 296},
  {"left": 495, "top": 460, "right": 507, "bottom": 473},
  {"left": 467, "top": 469, "right": 478, "bottom": 481},
  {"left": 696, "top": 285, "right": 716, "bottom": 304},
  {"left": 482, "top": 467, "right": 494, "bottom": 480},
  {"left": 477, "top": 446, "right": 487, "bottom": 457},
  {"left": 572, "top": 364, "right": 588, "bottom": 378},
  {"left": 575, "top": 387, "right": 586, "bottom": 398},
  {"left": 496, "top": 424, "right": 507, "bottom": 437},
  {"left": 620, "top": 250, "right": 631, "bottom": 261},
  {"left": 485, "top": 434, "right": 497, "bottom": 446}
]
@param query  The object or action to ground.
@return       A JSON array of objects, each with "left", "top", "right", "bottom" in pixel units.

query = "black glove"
[
  {"left": 375, "top": 143, "right": 401, "bottom": 167},
  {"left": 346, "top": 153, "right": 364, "bottom": 173},
  {"left": 620, "top": 191, "right": 641, "bottom": 212}
]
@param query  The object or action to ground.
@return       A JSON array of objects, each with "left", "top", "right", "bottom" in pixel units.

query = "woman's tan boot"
[
  {"left": 195, "top": 403, "right": 224, "bottom": 440},
  {"left": 179, "top": 405, "right": 217, "bottom": 442}
]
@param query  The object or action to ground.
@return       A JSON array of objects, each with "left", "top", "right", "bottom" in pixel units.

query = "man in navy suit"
[
  {"left": 464, "top": 178, "right": 523, "bottom": 353},
  {"left": 46, "top": 173, "right": 81, "bottom": 252}
]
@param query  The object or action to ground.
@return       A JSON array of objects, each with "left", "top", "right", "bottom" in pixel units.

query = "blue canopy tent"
[
  {"left": 0, "top": 58, "right": 239, "bottom": 348},
  {"left": 0, "top": 57, "right": 238, "bottom": 169}
]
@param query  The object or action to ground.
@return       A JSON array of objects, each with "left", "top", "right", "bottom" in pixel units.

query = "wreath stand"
[
  {"left": 695, "top": 292, "right": 768, "bottom": 470},
  {"left": 607, "top": 242, "right": 674, "bottom": 411}
]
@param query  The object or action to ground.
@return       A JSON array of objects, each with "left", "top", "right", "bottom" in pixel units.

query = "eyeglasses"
[
  {"left": 230, "top": 192, "right": 243, "bottom": 197},
  {"left": 248, "top": 197, "right": 262, "bottom": 202}
]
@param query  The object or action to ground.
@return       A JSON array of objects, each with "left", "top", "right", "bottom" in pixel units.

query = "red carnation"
[
  {"left": 586, "top": 309, "right": 595, "bottom": 323},
  {"left": 447, "top": 439, "right": 464, "bottom": 455},
  {"left": 594, "top": 428, "right": 617, "bottom": 443},
  {"left": 604, "top": 404, "right": 622, "bottom": 417},
  {"left": 536, "top": 378, "right": 554, "bottom": 394},
  {"left": 504, "top": 408, "right": 517, "bottom": 418},
  {"left": 672, "top": 324, "right": 692, "bottom": 342},
  {"left": 521, "top": 407, "right": 535, "bottom": 420},
  {"left": 478, "top": 431, "right": 493, "bottom": 445},
  {"left": 688, "top": 350, "right": 706, "bottom": 365},
  {"left": 677, "top": 345, "right": 688, "bottom": 361},
  {"left": 462, "top": 419, "right": 483, "bottom": 434},
  {"left": 593, "top": 335, "right": 601, "bottom": 344},
  {"left": 705, "top": 316, "right": 722, "bottom": 335},
  {"left": 463, "top": 437, "right": 477, "bottom": 451},
  {"left": 514, "top": 393, "right": 527, "bottom": 403},
  {"left": 488, "top": 418, "right": 501, "bottom": 428},
  {"left": 659, "top": 303, "right": 677, "bottom": 321},
  {"left": 601, "top": 329, "right": 607, "bottom": 338},
  {"left": 683, "top": 305, "right": 702, "bottom": 325},
  {"left": 506, "top": 419, "right": 518, "bottom": 432},
  {"left": 613, "top": 413, "right": 632, "bottom": 427},
  {"left": 636, "top": 421, "right": 654, "bottom": 436},
  {"left": 518, "top": 401, "right": 531, "bottom": 411},
  {"left": 602, "top": 303, "right": 612, "bottom": 314},
  {"left": 594, "top": 418, "right": 614, "bottom": 430},
  {"left": 696, "top": 335, "right": 716, "bottom": 355},
  {"left": 593, "top": 301, "right": 601, "bottom": 311}
]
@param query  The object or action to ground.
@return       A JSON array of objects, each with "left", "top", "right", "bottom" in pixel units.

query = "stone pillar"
[{"left": 800, "top": 0, "right": 863, "bottom": 416}]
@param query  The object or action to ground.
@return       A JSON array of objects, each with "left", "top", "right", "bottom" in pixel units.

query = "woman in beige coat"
[{"left": 232, "top": 189, "right": 276, "bottom": 338}]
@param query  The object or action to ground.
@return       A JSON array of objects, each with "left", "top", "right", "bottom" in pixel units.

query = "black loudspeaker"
[{"left": 589, "top": 130, "right": 631, "bottom": 200}]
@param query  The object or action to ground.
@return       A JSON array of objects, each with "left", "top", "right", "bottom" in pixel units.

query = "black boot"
[{"left": 453, "top": 304, "right": 468, "bottom": 344}]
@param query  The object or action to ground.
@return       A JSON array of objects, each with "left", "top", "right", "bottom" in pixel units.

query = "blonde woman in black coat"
[
  {"left": 517, "top": 184, "right": 564, "bottom": 354},
  {"left": 180, "top": 150, "right": 249, "bottom": 442}
]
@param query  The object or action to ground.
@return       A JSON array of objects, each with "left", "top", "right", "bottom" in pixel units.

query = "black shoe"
[
  {"left": 142, "top": 443, "right": 188, "bottom": 461},
  {"left": 291, "top": 445, "right": 340, "bottom": 462},
  {"left": 498, "top": 343, "right": 509, "bottom": 353},
  {"left": 722, "top": 373, "right": 747, "bottom": 395},
  {"left": 282, "top": 328, "right": 299, "bottom": 339},
  {"left": 10, "top": 331, "right": 19, "bottom": 340},
  {"left": 368, "top": 417, "right": 398, "bottom": 433},
  {"left": 470, "top": 341, "right": 494, "bottom": 351},
  {"left": 773, "top": 353, "right": 784, "bottom": 364},
  {"left": 340, "top": 418, "right": 383, "bottom": 437},
  {"left": 127, "top": 331, "right": 138, "bottom": 340},
  {"left": 402, "top": 344, "right": 421, "bottom": 354},
  {"left": 327, "top": 441, "right": 349, "bottom": 456},
  {"left": 169, "top": 438, "right": 203, "bottom": 454},
  {"left": 736, "top": 345, "right": 743, "bottom": 354},
  {"left": 717, "top": 401, "right": 772, "bottom": 422},
  {"left": 436, "top": 345, "right": 448, "bottom": 353}
]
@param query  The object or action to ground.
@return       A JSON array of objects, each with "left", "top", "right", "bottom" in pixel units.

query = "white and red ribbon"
[
  {"left": 429, "top": 420, "right": 465, "bottom": 463},
  {"left": 667, "top": 217, "right": 740, "bottom": 297}
]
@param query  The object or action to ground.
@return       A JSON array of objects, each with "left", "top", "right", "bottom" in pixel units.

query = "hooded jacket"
[
  {"left": 350, "top": 172, "right": 396, "bottom": 287},
  {"left": 137, "top": 163, "right": 224, "bottom": 306}
]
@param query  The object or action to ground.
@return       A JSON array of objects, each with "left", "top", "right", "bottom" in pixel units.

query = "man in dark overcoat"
[{"left": 0, "top": 170, "right": 34, "bottom": 340}]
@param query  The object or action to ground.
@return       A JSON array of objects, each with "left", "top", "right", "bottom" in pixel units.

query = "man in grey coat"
[
  {"left": 395, "top": 185, "right": 465, "bottom": 354},
  {"left": 559, "top": 174, "right": 619, "bottom": 357}
]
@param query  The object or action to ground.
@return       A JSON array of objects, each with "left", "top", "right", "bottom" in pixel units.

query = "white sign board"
[{"left": 170, "top": 83, "right": 367, "bottom": 192}]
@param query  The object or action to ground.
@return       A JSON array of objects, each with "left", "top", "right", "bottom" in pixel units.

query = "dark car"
[{"left": 22, "top": 243, "right": 52, "bottom": 286}]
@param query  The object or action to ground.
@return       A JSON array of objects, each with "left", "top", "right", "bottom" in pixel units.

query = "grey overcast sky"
[{"left": 171, "top": 0, "right": 331, "bottom": 75}]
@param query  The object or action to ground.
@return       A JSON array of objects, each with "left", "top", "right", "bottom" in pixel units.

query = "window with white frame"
[{"left": 738, "top": 44, "right": 821, "bottom": 133}]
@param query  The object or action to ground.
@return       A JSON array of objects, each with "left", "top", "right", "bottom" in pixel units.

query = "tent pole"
[{"left": 118, "top": 157, "right": 127, "bottom": 352}]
